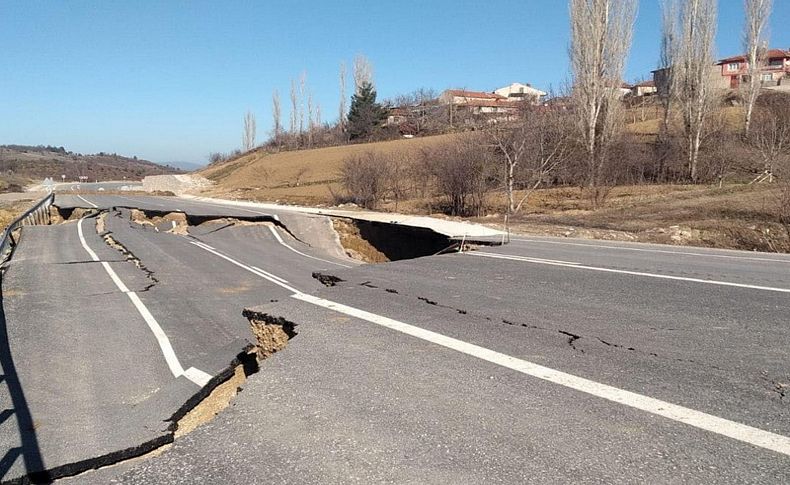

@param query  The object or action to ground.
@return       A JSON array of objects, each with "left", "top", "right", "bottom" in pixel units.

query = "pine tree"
[{"left": 347, "top": 81, "right": 386, "bottom": 140}]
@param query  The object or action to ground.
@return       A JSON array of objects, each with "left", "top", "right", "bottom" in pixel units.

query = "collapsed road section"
[
  {"left": 0, "top": 194, "right": 504, "bottom": 483},
  {"left": 0, "top": 208, "right": 307, "bottom": 483}
]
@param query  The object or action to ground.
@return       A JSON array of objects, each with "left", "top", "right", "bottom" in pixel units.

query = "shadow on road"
[{"left": 0, "top": 281, "right": 50, "bottom": 483}]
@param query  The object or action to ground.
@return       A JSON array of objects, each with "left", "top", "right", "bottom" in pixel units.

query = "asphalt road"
[{"left": 2, "top": 193, "right": 788, "bottom": 483}]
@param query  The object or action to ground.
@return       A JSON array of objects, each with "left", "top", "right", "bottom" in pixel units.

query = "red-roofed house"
[
  {"left": 439, "top": 89, "right": 518, "bottom": 119},
  {"left": 716, "top": 48, "right": 790, "bottom": 89}
]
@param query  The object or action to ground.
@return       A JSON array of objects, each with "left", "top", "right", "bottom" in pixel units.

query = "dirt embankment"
[{"left": 476, "top": 184, "right": 790, "bottom": 252}]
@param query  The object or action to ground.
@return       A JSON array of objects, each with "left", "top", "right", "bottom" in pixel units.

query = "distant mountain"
[
  {"left": 0, "top": 145, "right": 182, "bottom": 182},
  {"left": 167, "top": 161, "right": 206, "bottom": 172}
]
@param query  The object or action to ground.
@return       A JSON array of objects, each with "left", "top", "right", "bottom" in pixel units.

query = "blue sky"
[{"left": 1, "top": 1, "right": 788, "bottom": 165}]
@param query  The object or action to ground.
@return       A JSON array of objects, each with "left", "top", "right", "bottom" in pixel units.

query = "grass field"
[{"left": 199, "top": 134, "right": 458, "bottom": 205}]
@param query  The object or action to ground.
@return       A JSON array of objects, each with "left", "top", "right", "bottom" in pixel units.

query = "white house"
[{"left": 493, "top": 83, "right": 547, "bottom": 104}]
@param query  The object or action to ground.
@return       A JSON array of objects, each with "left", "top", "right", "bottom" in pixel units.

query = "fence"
[{"left": 0, "top": 193, "right": 55, "bottom": 265}]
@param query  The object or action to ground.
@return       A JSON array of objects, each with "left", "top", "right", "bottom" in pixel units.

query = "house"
[
  {"left": 493, "top": 83, "right": 547, "bottom": 104},
  {"left": 653, "top": 48, "right": 790, "bottom": 95},
  {"left": 439, "top": 89, "right": 507, "bottom": 106},
  {"left": 716, "top": 48, "right": 790, "bottom": 89},
  {"left": 438, "top": 89, "right": 519, "bottom": 120},
  {"left": 631, "top": 80, "right": 657, "bottom": 97},
  {"left": 651, "top": 65, "right": 728, "bottom": 96}
]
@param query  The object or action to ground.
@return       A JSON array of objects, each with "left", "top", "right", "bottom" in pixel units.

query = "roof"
[
  {"left": 445, "top": 89, "right": 506, "bottom": 100},
  {"left": 634, "top": 80, "right": 656, "bottom": 88},
  {"left": 460, "top": 99, "right": 517, "bottom": 108},
  {"left": 717, "top": 49, "right": 790, "bottom": 65}
]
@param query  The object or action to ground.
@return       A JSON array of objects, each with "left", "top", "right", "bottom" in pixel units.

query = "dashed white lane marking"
[
  {"left": 191, "top": 240, "right": 790, "bottom": 457},
  {"left": 77, "top": 218, "right": 210, "bottom": 387},
  {"left": 469, "top": 251, "right": 790, "bottom": 294},
  {"left": 76, "top": 194, "right": 98, "bottom": 208},
  {"left": 267, "top": 225, "right": 351, "bottom": 268},
  {"left": 511, "top": 237, "right": 790, "bottom": 264}
]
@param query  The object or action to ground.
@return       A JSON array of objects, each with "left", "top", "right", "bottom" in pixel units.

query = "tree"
[
  {"left": 749, "top": 92, "right": 790, "bottom": 181},
  {"left": 490, "top": 108, "right": 573, "bottom": 215},
  {"left": 272, "top": 90, "right": 282, "bottom": 147},
  {"left": 243, "top": 111, "right": 256, "bottom": 152},
  {"left": 340, "top": 152, "right": 389, "bottom": 209},
  {"left": 347, "top": 81, "right": 386, "bottom": 140},
  {"left": 656, "top": 0, "right": 681, "bottom": 181},
  {"left": 338, "top": 61, "right": 347, "bottom": 134},
  {"left": 743, "top": 0, "right": 773, "bottom": 136},
  {"left": 299, "top": 71, "right": 307, "bottom": 135},
  {"left": 289, "top": 79, "right": 298, "bottom": 135},
  {"left": 353, "top": 54, "right": 373, "bottom": 92},
  {"left": 569, "top": 0, "right": 637, "bottom": 204},
  {"left": 671, "top": 0, "right": 718, "bottom": 182}
]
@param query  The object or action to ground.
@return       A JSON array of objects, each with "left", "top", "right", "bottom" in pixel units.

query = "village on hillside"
[{"left": 383, "top": 47, "right": 790, "bottom": 135}]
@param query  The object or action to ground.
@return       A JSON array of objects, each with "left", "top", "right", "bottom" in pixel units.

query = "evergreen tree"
[{"left": 347, "top": 81, "right": 386, "bottom": 140}]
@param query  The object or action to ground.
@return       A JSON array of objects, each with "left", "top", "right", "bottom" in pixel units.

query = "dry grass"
[
  {"left": 478, "top": 183, "right": 790, "bottom": 252},
  {"left": 200, "top": 134, "right": 458, "bottom": 205},
  {"left": 0, "top": 200, "right": 37, "bottom": 230}
]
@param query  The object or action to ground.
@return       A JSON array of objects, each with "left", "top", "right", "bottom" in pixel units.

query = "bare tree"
[
  {"left": 339, "top": 61, "right": 347, "bottom": 132},
  {"left": 672, "top": 0, "right": 718, "bottom": 182},
  {"left": 272, "top": 90, "right": 282, "bottom": 147},
  {"left": 749, "top": 93, "right": 790, "bottom": 181},
  {"left": 340, "top": 151, "right": 390, "bottom": 209},
  {"left": 289, "top": 79, "right": 298, "bottom": 135},
  {"left": 299, "top": 71, "right": 307, "bottom": 135},
  {"left": 242, "top": 110, "right": 256, "bottom": 152},
  {"left": 353, "top": 54, "right": 373, "bottom": 94},
  {"left": 743, "top": 0, "right": 773, "bottom": 136},
  {"left": 569, "top": 0, "right": 637, "bottom": 204},
  {"left": 307, "top": 91, "right": 314, "bottom": 147},
  {"left": 659, "top": 0, "right": 680, "bottom": 131}
]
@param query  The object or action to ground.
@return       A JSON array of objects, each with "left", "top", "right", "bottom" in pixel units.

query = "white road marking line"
[
  {"left": 77, "top": 218, "right": 210, "bottom": 387},
  {"left": 76, "top": 194, "right": 98, "bottom": 208},
  {"left": 189, "top": 241, "right": 302, "bottom": 294},
  {"left": 267, "top": 225, "right": 351, "bottom": 268},
  {"left": 251, "top": 265, "right": 290, "bottom": 284},
  {"left": 189, "top": 239, "right": 790, "bottom": 457},
  {"left": 469, "top": 253, "right": 581, "bottom": 265},
  {"left": 469, "top": 251, "right": 790, "bottom": 294},
  {"left": 511, "top": 237, "right": 790, "bottom": 264},
  {"left": 291, "top": 292, "right": 790, "bottom": 458},
  {"left": 183, "top": 367, "right": 213, "bottom": 387}
]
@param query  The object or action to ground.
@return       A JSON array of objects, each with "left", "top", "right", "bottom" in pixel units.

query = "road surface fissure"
[
  {"left": 187, "top": 240, "right": 790, "bottom": 458},
  {"left": 77, "top": 217, "right": 210, "bottom": 387}
]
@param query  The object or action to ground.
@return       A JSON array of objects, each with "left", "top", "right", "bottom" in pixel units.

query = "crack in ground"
[
  {"left": 558, "top": 330, "right": 583, "bottom": 352},
  {"left": 417, "top": 296, "right": 468, "bottom": 315},
  {"left": 761, "top": 372, "right": 788, "bottom": 400},
  {"left": 312, "top": 272, "right": 345, "bottom": 287},
  {"left": 30, "top": 306, "right": 295, "bottom": 483},
  {"left": 95, "top": 213, "right": 160, "bottom": 292}
]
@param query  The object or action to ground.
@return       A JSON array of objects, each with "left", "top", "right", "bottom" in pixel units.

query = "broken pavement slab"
[{"left": 180, "top": 194, "right": 506, "bottom": 241}]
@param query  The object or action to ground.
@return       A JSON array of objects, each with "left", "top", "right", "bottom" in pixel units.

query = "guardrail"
[{"left": 0, "top": 193, "right": 55, "bottom": 266}]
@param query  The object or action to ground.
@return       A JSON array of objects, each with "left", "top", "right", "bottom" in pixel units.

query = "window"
[
  {"left": 727, "top": 63, "right": 739, "bottom": 72},
  {"left": 761, "top": 73, "right": 773, "bottom": 82},
  {"left": 768, "top": 59, "right": 783, "bottom": 67}
]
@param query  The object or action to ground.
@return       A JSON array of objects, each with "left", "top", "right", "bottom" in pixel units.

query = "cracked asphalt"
[{"left": 2, "top": 192, "right": 789, "bottom": 483}]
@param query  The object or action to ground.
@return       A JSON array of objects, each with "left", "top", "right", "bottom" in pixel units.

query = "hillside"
[
  {"left": 0, "top": 145, "right": 181, "bottom": 188},
  {"left": 199, "top": 134, "right": 457, "bottom": 205}
]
